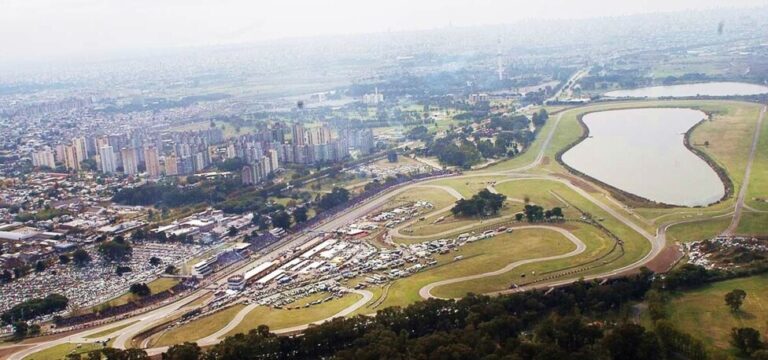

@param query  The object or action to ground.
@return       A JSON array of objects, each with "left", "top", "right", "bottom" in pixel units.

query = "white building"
[
  {"left": 32, "top": 148, "right": 56, "bottom": 168},
  {"left": 99, "top": 145, "right": 117, "bottom": 173},
  {"left": 121, "top": 147, "right": 138, "bottom": 175}
]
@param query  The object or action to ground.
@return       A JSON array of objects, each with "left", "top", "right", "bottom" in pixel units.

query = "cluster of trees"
[
  {"left": 129, "top": 283, "right": 151, "bottom": 297},
  {"left": 517, "top": 204, "right": 564, "bottom": 222},
  {"left": 451, "top": 189, "right": 507, "bottom": 217},
  {"left": 113, "top": 178, "right": 242, "bottom": 209},
  {"left": 217, "top": 157, "right": 246, "bottom": 172},
  {"left": 11, "top": 320, "right": 41, "bottom": 339},
  {"left": 431, "top": 136, "right": 482, "bottom": 168},
  {"left": 531, "top": 108, "right": 549, "bottom": 127},
  {"left": 1, "top": 294, "right": 68, "bottom": 324},
  {"left": 72, "top": 248, "right": 92, "bottom": 266},
  {"left": 405, "top": 125, "right": 433, "bottom": 142},
  {"left": 98, "top": 236, "right": 133, "bottom": 262},
  {"left": 489, "top": 113, "right": 530, "bottom": 131},
  {"left": 318, "top": 187, "right": 350, "bottom": 210}
]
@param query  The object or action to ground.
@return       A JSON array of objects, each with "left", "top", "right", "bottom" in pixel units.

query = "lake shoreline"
[{"left": 556, "top": 107, "right": 728, "bottom": 209}]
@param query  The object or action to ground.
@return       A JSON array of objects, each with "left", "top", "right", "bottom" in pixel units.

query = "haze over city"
[{"left": 1, "top": 0, "right": 766, "bottom": 63}]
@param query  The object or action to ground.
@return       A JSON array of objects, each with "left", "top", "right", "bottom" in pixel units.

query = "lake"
[
  {"left": 604, "top": 82, "right": 768, "bottom": 98},
  {"left": 562, "top": 108, "right": 725, "bottom": 206}
]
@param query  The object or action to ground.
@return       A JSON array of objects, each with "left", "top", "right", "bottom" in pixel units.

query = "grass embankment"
[
  {"left": 224, "top": 292, "right": 362, "bottom": 337},
  {"left": 150, "top": 304, "right": 246, "bottom": 347},
  {"left": 23, "top": 343, "right": 103, "bottom": 360}
]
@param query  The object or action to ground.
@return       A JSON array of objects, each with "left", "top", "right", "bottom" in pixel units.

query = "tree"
[
  {"left": 602, "top": 323, "right": 661, "bottom": 360},
  {"left": 227, "top": 226, "right": 238, "bottom": 237},
  {"left": 271, "top": 211, "right": 291, "bottom": 229},
  {"left": 99, "top": 239, "right": 133, "bottom": 262},
  {"left": 129, "top": 283, "right": 151, "bottom": 297},
  {"left": 149, "top": 257, "right": 162, "bottom": 266},
  {"left": 731, "top": 327, "right": 764, "bottom": 356},
  {"left": 515, "top": 213, "right": 524, "bottom": 221},
  {"left": 59, "top": 254, "right": 70, "bottom": 265},
  {"left": 165, "top": 265, "right": 178, "bottom": 275},
  {"left": 451, "top": 189, "right": 506, "bottom": 217},
  {"left": 0, "top": 269, "right": 11, "bottom": 283},
  {"left": 293, "top": 206, "right": 308, "bottom": 223},
  {"left": 131, "top": 229, "right": 147, "bottom": 241},
  {"left": 524, "top": 205, "right": 545, "bottom": 222},
  {"left": 12, "top": 321, "right": 28, "bottom": 338},
  {"left": 163, "top": 342, "right": 202, "bottom": 360},
  {"left": 35, "top": 260, "right": 46, "bottom": 273},
  {"left": 72, "top": 249, "right": 92, "bottom": 266},
  {"left": 116, "top": 266, "right": 131, "bottom": 276},
  {"left": 725, "top": 289, "right": 747, "bottom": 312},
  {"left": 318, "top": 187, "right": 350, "bottom": 210},
  {"left": 28, "top": 324, "right": 41, "bottom": 336}
]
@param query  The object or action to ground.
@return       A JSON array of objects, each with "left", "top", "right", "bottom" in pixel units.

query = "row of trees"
[
  {"left": 518, "top": 204, "right": 564, "bottom": 222},
  {"left": 1, "top": 294, "right": 68, "bottom": 324}
]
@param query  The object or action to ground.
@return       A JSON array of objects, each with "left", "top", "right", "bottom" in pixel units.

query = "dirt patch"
[
  {"left": 0, "top": 345, "right": 31, "bottom": 360},
  {"left": 554, "top": 173, "right": 599, "bottom": 194},
  {"left": 645, "top": 245, "right": 683, "bottom": 273},
  {"left": 540, "top": 156, "right": 550, "bottom": 165}
]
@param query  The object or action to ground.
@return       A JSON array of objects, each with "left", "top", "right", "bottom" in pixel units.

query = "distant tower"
[{"left": 496, "top": 37, "right": 504, "bottom": 81}]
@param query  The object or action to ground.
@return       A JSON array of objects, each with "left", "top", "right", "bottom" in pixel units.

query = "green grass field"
[
  {"left": 666, "top": 217, "right": 731, "bottom": 243},
  {"left": 102, "top": 277, "right": 181, "bottom": 308},
  {"left": 736, "top": 212, "right": 768, "bottom": 235},
  {"left": 433, "top": 223, "right": 622, "bottom": 298},
  {"left": 663, "top": 274, "right": 768, "bottom": 354},
  {"left": 746, "top": 106, "right": 768, "bottom": 211},
  {"left": 373, "top": 229, "right": 576, "bottom": 309},
  {"left": 151, "top": 304, "right": 246, "bottom": 347},
  {"left": 385, "top": 186, "right": 459, "bottom": 211},
  {"left": 430, "top": 176, "right": 506, "bottom": 198},
  {"left": 23, "top": 343, "right": 103, "bottom": 360},
  {"left": 224, "top": 292, "right": 362, "bottom": 337}
]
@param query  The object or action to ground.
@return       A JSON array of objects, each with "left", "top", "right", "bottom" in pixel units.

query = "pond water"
[
  {"left": 604, "top": 82, "right": 768, "bottom": 98},
  {"left": 562, "top": 108, "right": 725, "bottom": 206}
]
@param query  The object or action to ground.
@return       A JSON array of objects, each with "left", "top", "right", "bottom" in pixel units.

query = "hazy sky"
[{"left": 1, "top": 0, "right": 765, "bottom": 62}]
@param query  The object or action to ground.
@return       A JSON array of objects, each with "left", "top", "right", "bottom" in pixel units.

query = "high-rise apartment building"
[
  {"left": 99, "top": 145, "right": 117, "bottom": 173},
  {"left": 121, "top": 147, "right": 138, "bottom": 175},
  {"left": 144, "top": 146, "right": 161, "bottom": 178}
]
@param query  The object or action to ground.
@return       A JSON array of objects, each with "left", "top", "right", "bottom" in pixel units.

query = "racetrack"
[
  {"left": 418, "top": 225, "right": 586, "bottom": 300},
  {"left": 10, "top": 101, "right": 762, "bottom": 360}
]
